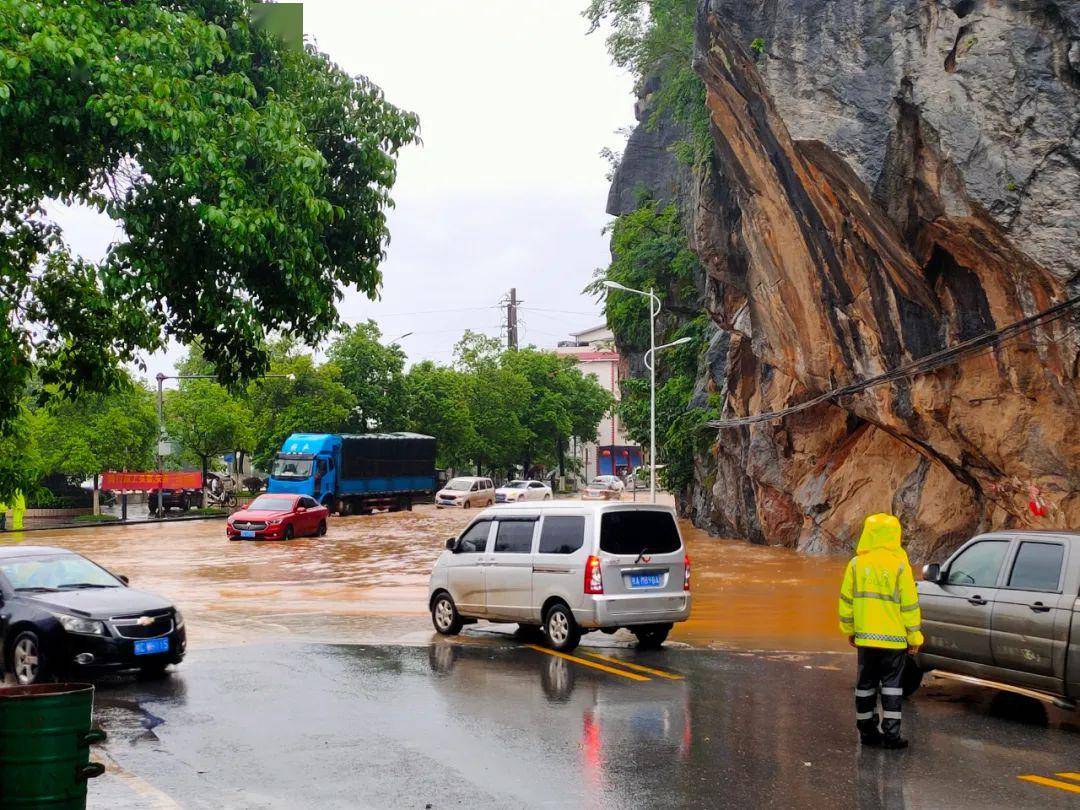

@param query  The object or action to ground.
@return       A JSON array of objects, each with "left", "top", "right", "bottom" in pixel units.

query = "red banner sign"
[{"left": 100, "top": 471, "right": 203, "bottom": 491}]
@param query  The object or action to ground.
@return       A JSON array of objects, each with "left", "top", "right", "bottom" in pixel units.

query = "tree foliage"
[
  {"left": 584, "top": 0, "right": 711, "bottom": 169},
  {"left": 165, "top": 379, "right": 252, "bottom": 481},
  {"left": 246, "top": 350, "right": 354, "bottom": 471},
  {"left": 0, "top": 0, "right": 418, "bottom": 434},
  {"left": 327, "top": 321, "right": 406, "bottom": 432},
  {"left": 31, "top": 374, "right": 157, "bottom": 480}
]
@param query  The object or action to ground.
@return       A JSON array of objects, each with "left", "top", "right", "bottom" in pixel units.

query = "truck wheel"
[
  {"left": 632, "top": 624, "right": 671, "bottom": 650},
  {"left": 902, "top": 656, "right": 925, "bottom": 697},
  {"left": 543, "top": 603, "right": 581, "bottom": 652},
  {"left": 340, "top": 500, "right": 353, "bottom": 516},
  {"left": 431, "top": 592, "right": 463, "bottom": 635}
]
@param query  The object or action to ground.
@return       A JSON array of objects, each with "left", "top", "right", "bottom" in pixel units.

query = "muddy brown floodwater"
[{"left": 0, "top": 502, "right": 849, "bottom": 653}]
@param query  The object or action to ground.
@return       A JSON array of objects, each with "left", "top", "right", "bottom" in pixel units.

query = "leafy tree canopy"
[
  {"left": 31, "top": 372, "right": 157, "bottom": 481},
  {"left": 326, "top": 320, "right": 406, "bottom": 432},
  {"left": 165, "top": 378, "right": 252, "bottom": 480},
  {"left": 0, "top": 0, "right": 418, "bottom": 433},
  {"left": 403, "top": 361, "right": 475, "bottom": 470}
]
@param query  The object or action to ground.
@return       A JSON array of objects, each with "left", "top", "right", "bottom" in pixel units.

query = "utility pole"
[{"left": 506, "top": 287, "right": 519, "bottom": 350}]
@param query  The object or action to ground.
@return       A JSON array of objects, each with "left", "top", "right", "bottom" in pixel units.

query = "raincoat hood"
[{"left": 856, "top": 513, "right": 902, "bottom": 555}]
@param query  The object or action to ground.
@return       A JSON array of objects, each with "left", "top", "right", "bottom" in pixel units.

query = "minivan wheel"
[
  {"left": 632, "top": 624, "right": 671, "bottom": 650},
  {"left": 432, "top": 593, "right": 463, "bottom": 635},
  {"left": 902, "top": 656, "right": 925, "bottom": 698},
  {"left": 544, "top": 603, "right": 581, "bottom": 652}
]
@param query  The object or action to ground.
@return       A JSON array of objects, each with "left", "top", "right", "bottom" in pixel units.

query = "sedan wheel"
[
  {"left": 12, "top": 632, "right": 45, "bottom": 685},
  {"left": 283, "top": 525, "right": 294, "bottom": 541}
]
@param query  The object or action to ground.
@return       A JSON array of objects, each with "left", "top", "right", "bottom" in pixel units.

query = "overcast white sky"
[{"left": 51, "top": 1, "right": 635, "bottom": 376}]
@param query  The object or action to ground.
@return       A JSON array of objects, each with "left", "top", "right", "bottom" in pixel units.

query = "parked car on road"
[
  {"left": 428, "top": 501, "right": 691, "bottom": 652},
  {"left": 908, "top": 530, "right": 1080, "bottom": 707},
  {"left": 227, "top": 494, "right": 329, "bottom": 541},
  {"left": 582, "top": 477, "right": 623, "bottom": 501},
  {"left": 495, "top": 480, "right": 552, "bottom": 503},
  {"left": 0, "top": 546, "right": 186, "bottom": 684},
  {"left": 147, "top": 486, "right": 203, "bottom": 515},
  {"left": 435, "top": 477, "right": 495, "bottom": 509}
]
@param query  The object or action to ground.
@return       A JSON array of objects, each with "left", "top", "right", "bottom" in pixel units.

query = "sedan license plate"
[
  {"left": 629, "top": 573, "right": 663, "bottom": 588},
  {"left": 134, "top": 637, "right": 170, "bottom": 656},
  {"left": 241, "top": 530, "right": 256, "bottom": 538}
]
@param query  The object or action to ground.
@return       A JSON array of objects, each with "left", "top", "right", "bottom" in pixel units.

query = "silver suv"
[{"left": 428, "top": 501, "right": 691, "bottom": 651}]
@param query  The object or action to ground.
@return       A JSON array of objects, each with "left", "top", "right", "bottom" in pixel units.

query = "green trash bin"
[{"left": 0, "top": 683, "right": 106, "bottom": 809}]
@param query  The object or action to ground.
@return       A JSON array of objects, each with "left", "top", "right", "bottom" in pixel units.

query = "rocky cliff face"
[{"left": 608, "top": 0, "right": 1079, "bottom": 561}]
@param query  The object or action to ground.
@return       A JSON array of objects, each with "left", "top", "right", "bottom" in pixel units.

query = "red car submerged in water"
[{"left": 227, "top": 494, "right": 329, "bottom": 541}]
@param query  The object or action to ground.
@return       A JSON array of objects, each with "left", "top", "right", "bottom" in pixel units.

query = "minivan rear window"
[{"left": 600, "top": 511, "right": 680, "bottom": 555}]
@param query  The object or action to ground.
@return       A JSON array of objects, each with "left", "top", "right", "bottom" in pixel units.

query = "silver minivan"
[{"left": 428, "top": 501, "right": 691, "bottom": 651}]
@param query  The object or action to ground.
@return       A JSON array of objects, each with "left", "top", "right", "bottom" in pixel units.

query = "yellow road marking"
[
  {"left": 526, "top": 644, "right": 651, "bottom": 682},
  {"left": 583, "top": 651, "right": 684, "bottom": 680},
  {"left": 1056, "top": 773, "right": 1080, "bottom": 783},
  {"left": 98, "top": 749, "right": 182, "bottom": 808},
  {"left": 1018, "top": 775, "right": 1080, "bottom": 795}
]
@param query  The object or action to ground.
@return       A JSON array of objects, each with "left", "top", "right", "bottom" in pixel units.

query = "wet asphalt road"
[{"left": 88, "top": 636, "right": 1080, "bottom": 809}]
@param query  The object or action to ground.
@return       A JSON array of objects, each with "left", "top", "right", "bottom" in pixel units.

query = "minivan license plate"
[
  {"left": 134, "top": 637, "right": 169, "bottom": 656},
  {"left": 630, "top": 573, "right": 663, "bottom": 588}
]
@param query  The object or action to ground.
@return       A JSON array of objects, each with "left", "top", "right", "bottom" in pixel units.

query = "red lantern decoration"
[{"left": 601, "top": 449, "right": 611, "bottom": 456}]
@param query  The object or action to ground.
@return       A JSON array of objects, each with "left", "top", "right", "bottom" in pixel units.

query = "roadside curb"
[{"left": 0, "top": 513, "right": 228, "bottom": 534}]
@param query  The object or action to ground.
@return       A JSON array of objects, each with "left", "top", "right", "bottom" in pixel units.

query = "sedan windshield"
[
  {"left": 248, "top": 496, "right": 297, "bottom": 512},
  {"left": 589, "top": 478, "right": 610, "bottom": 488},
  {"left": 0, "top": 555, "right": 120, "bottom": 591},
  {"left": 505, "top": 481, "right": 529, "bottom": 489},
  {"left": 271, "top": 457, "right": 313, "bottom": 479},
  {"left": 445, "top": 479, "right": 473, "bottom": 491}
]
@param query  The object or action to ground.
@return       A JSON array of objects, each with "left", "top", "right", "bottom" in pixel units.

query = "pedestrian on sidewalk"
[{"left": 838, "top": 513, "right": 923, "bottom": 749}]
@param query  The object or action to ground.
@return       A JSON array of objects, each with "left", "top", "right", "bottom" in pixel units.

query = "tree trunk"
[
  {"left": 201, "top": 455, "right": 209, "bottom": 489},
  {"left": 557, "top": 436, "right": 565, "bottom": 478},
  {"left": 92, "top": 472, "right": 100, "bottom": 516}
]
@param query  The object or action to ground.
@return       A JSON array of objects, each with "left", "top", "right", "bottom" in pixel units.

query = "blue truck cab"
[{"left": 266, "top": 432, "right": 436, "bottom": 515}]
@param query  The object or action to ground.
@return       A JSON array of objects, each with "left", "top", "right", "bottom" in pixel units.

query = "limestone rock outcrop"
[{"left": 608, "top": 0, "right": 1079, "bottom": 560}]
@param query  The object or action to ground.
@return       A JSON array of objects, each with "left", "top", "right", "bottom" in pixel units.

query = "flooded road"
[{"left": 0, "top": 501, "right": 848, "bottom": 652}]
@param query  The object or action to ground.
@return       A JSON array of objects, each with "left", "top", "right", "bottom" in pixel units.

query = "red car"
[{"left": 227, "top": 494, "right": 329, "bottom": 541}]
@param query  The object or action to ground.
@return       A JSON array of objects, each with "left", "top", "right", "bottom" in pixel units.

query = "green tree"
[
  {"left": 403, "top": 361, "right": 475, "bottom": 470},
  {"left": 326, "top": 321, "right": 407, "bottom": 432},
  {"left": 246, "top": 353, "right": 355, "bottom": 471},
  {"left": 31, "top": 375, "right": 157, "bottom": 510},
  {"left": 467, "top": 366, "right": 531, "bottom": 476},
  {"left": 0, "top": 0, "right": 418, "bottom": 438},
  {"left": 453, "top": 330, "right": 503, "bottom": 372},
  {"left": 166, "top": 380, "right": 253, "bottom": 484},
  {"left": 502, "top": 349, "right": 612, "bottom": 476}
]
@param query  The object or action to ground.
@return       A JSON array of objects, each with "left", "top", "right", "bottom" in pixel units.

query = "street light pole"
[{"left": 602, "top": 280, "right": 693, "bottom": 504}]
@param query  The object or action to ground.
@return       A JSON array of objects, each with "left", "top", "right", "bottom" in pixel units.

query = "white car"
[
  {"left": 495, "top": 480, "right": 552, "bottom": 503},
  {"left": 594, "top": 475, "right": 625, "bottom": 492},
  {"left": 428, "top": 501, "right": 692, "bottom": 651}
]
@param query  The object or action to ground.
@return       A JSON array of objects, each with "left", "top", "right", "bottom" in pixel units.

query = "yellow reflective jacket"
[{"left": 838, "top": 514, "right": 923, "bottom": 649}]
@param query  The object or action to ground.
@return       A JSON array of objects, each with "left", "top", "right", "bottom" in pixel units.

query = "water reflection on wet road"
[
  {"left": 89, "top": 642, "right": 1080, "bottom": 809},
  {"left": 0, "top": 501, "right": 848, "bottom": 652}
]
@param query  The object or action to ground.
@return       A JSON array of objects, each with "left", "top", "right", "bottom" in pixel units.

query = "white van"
[
  {"left": 428, "top": 501, "right": 691, "bottom": 651},
  {"left": 435, "top": 477, "right": 495, "bottom": 509}
]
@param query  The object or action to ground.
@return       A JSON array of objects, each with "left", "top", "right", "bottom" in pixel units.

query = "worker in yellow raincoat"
[{"left": 839, "top": 513, "right": 923, "bottom": 749}]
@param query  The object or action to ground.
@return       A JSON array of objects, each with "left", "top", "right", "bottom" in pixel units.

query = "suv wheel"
[
  {"left": 431, "top": 592, "right": 463, "bottom": 635},
  {"left": 544, "top": 603, "right": 581, "bottom": 652},
  {"left": 11, "top": 630, "right": 49, "bottom": 685},
  {"left": 632, "top": 624, "right": 671, "bottom": 650}
]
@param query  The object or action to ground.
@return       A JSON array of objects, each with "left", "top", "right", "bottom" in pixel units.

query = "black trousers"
[{"left": 855, "top": 647, "right": 906, "bottom": 740}]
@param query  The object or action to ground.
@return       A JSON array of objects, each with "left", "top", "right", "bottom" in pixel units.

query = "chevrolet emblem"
[{"left": 136, "top": 616, "right": 154, "bottom": 626}]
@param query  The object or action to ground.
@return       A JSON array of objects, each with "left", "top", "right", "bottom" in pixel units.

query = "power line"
[{"left": 705, "top": 295, "right": 1080, "bottom": 430}]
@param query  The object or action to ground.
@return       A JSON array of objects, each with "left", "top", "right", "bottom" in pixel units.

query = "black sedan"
[{"left": 0, "top": 546, "right": 186, "bottom": 684}]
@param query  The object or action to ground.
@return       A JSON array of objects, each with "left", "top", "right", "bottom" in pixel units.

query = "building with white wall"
[{"left": 556, "top": 325, "right": 642, "bottom": 481}]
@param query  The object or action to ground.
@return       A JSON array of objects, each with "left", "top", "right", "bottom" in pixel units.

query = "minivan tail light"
[
  {"left": 683, "top": 555, "right": 691, "bottom": 591},
  {"left": 584, "top": 555, "right": 604, "bottom": 594}
]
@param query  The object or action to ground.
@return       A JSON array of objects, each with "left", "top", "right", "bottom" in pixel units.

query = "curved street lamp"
[{"left": 601, "top": 282, "right": 693, "bottom": 503}]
